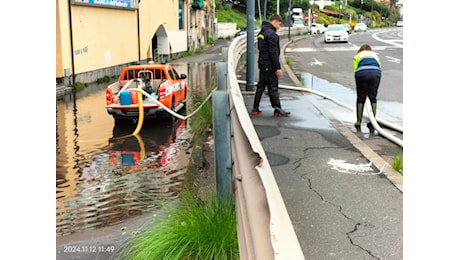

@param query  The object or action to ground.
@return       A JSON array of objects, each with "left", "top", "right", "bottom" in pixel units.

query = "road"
[
  {"left": 285, "top": 28, "right": 403, "bottom": 163},
  {"left": 238, "top": 28, "right": 403, "bottom": 259}
]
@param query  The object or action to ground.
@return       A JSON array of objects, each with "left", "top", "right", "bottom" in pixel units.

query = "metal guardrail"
[{"left": 225, "top": 27, "right": 306, "bottom": 260}]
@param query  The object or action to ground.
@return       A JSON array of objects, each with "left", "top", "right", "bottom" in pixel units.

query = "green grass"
[
  {"left": 117, "top": 189, "right": 239, "bottom": 260},
  {"left": 189, "top": 88, "right": 214, "bottom": 136},
  {"left": 392, "top": 153, "right": 403, "bottom": 175},
  {"left": 216, "top": 8, "right": 259, "bottom": 29}
]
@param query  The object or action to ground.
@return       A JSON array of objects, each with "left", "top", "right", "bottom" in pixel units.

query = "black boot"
[
  {"left": 251, "top": 108, "right": 262, "bottom": 115},
  {"left": 355, "top": 103, "right": 364, "bottom": 132},
  {"left": 274, "top": 107, "right": 291, "bottom": 117}
]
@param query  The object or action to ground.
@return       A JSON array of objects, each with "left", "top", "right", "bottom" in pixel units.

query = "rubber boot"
[
  {"left": 252, "top": 91, "right": 263, "bottom": 115},
  {"left": 355, "top": 103, "right": 364, "bottom": 131},
  {"left": 273, "top": 107, "right": 291, "bottom": 117},
  {"left": 367, "top": 103, "right": 377, "bottom": 133}
]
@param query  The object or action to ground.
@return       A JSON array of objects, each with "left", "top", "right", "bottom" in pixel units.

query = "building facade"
[{"left": 56, "top": 0, "right": 212, "bottom": 85}]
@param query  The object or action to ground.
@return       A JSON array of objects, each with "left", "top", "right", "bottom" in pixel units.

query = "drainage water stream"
[
  {"left": 298, "top": 72, "right": 403, "bottom": 130},
  {"left": 56, "top": 63, "right": 216, "bottom": 237}
]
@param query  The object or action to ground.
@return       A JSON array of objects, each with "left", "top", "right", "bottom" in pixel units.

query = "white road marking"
[
  {"left": 386, "top": 56, "right": 401, "bottom": 64},
  {"left": 372, "top": 31, "right": 403, "bottom": 47},
  {"left": 286, "top": 45, "right": 402, "bottom": 53},
  {"left": 309, "top": 58, "right": 325, "bottom": 66}
]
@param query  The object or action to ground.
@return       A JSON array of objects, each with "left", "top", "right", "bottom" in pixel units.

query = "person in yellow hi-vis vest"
[{"left": 353, "top": 44, "right": 381, "bottom": 132}]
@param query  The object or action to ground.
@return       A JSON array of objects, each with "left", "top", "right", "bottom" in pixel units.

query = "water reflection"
[
  {"left": 56, "top": 118, "right": 189, "bottom": 236},
  {"left": 56, "top": 62, "right": 217, "bottom": 237}
]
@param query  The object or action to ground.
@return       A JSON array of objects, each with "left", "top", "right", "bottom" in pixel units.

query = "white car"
[
  {"left": 324, "top": 24, "right": 349, "bottom": 43},
  {"left": 292, "top": 19, "right": 305, "bottom": 28},
  {"left": 354, "top": 22, "right": 367, "bottom": 32},
  {"left": 311, "top": 23, "right": 326, "bottom": 34}
]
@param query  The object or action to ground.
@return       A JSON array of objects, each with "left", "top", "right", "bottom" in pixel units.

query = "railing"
[{"left": 223, "top": 27, "right": 307, "bottom": 259}]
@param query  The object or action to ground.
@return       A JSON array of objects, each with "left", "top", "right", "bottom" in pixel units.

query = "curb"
[
  {"left": 56, "top": 84, "right": 73, "bottom": 99},
  {"left": 280, "top": 36, "right": 403, "bottom": 193}
]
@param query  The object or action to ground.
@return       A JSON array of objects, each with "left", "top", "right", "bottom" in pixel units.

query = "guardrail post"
[
  {"left": 217, "top": 62, "right": 227, "bottom": 91},
  {"left": 222, "top": 47, "right": 228, "bottom": 62},
  {"left": 213, "top": 63, "right": 232, "bottom": 201}
]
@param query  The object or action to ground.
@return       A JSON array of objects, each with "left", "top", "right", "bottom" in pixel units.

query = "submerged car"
[
  {"left": 324, "top": 24, "right": 349, "bottom": 43},
  {"left": 354, "top": 22, "right": 367, "bottom": 32},
  {"left": 105, "top": 63, "right": 187, "bottom": 121}
]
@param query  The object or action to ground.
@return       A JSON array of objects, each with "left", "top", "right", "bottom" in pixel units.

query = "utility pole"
[
  {"left": 288, "top": 0, "right": 291, "bottom": 40},
  {"left": 246, "top": 0, "right": 256, "bottom": 91}
]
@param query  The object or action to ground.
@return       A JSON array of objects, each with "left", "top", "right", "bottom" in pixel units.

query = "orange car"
[{"left": 106, "top": 63, "right": 187, "bottom": 120}]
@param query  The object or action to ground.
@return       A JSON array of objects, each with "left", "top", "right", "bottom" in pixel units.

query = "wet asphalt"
[
  {"left": 237, "top": 34, "right": 403, "bottom": 259},
  {"left": 55, "top": 34, "right": 403, "bottom": 259}
]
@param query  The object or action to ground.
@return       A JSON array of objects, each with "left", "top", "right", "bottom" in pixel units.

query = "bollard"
[{"left": 212, "top": 91, "right": 232, "bottom": 201}]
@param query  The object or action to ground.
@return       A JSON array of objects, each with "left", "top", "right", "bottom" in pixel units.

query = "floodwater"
[
  {"left": 56, "top": 63, "right": 216, "bottom": 237},
  {"left": 298, "top": 72, "right": 403, "bottom": 128}
]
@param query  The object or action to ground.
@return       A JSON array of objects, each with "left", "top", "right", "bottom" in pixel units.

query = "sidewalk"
[
  {"left": 56, "top": 84, "right": 72, "bottom": 99},
  {"left": 237, "top": 35, "right": 403, "bottom": 259}
]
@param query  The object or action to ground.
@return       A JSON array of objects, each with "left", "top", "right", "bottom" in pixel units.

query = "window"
[
  {"left": 127, "top": 70, "right": 135, "bottom": 80},
  {"left": 172, "top": 68, "right": 180, "bottom": 80},
  {"left": 167, "top": 68, "right": 175, "bottom": 80},
  {"left": 179, "top": 1, "right": 184, "bottom": 30}
]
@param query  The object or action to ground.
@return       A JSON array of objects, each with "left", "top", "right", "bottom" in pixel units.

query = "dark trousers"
[
  {"left": 253, "top": 69, "right": 281, "bottom": 110},
  {"left": 355, "top": 72, "right": 381, "bottom": 103}
]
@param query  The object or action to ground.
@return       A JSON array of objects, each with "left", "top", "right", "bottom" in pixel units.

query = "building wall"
[
  {"left": 71, "top": 5, "right": 138, "bottom": 74},
  {"left": 56, "top": 0, "right": 73, "bottom": 80},
  {"left": 56, "top": 0, "right": 191, "bottom": 84}
]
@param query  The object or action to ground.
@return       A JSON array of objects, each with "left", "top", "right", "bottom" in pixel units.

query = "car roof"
[
  {"left": 125, "top": 64, "right": 171, "bottom": 70},
  {"left": 327, "top": 24, "right": 346, "bottom": 29}
]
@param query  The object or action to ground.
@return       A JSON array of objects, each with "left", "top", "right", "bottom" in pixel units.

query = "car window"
[
  {"left": 127, "top": 70, "right": 135, "bottom": 80},
  {"left": 172, "top": 68, "right": 180, "bottom": 80},
  {"left": 154, "top": 69, "right": 161, "bottom": 79},
  {"left": 167, "top": 68, "right": 175, "bottom": 80}
]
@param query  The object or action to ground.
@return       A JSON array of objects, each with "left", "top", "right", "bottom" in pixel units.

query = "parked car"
[
  {"left": 292, "top": 19, "right": 305, "bottom": 28},
  {"left": 105, "top": 63, "right": 187, "bottom": 121},
  {"left": 396, "top": 21, "right": 403, "bottom": 27},
  {"left": 354, "top": 22, "right": 367, "bottom": 32},
  {"left": 324, "top": 24, "right": 349, "bottom": 43},
  {"left": 311, "top": 23, "right": 326, "bottom": 34},
  {"left": 342, "top": 23, "right": 352, "bottom": 34}
]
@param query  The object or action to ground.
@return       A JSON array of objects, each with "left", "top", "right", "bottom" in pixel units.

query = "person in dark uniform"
[
  {"left": 353, "top": 44, "right": 381, "bottom": 132},
  {"left": 252, "top": 14, "right": 291, "bottom": 117}
]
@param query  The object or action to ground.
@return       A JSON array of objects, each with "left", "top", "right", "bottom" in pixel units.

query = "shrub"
[
  {"left": 117, "top": 189, "right": 239, "bottom": 260},
  {"left": 392, "top": 153, "right": 403, "bottom": 175}
]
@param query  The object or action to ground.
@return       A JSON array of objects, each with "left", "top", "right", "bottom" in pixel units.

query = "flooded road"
[
  {"left": 298, "top": 72, "right": 403, "bottom": 129},
  {"left": 56, "top": 63, "right": 216, "bottom": 237}
]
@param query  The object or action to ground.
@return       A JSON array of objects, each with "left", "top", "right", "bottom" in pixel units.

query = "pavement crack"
[
  {"left": 346, "top": 223, "right": 381, "bottom": 260},
  {"left": 307, "top": 178, "right": 380, "bottom": 260}
]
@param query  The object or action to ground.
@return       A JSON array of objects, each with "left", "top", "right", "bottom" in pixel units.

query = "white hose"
[
  {"left": 365, "top": 98, "right": 403, "bottom": 147},
  {"left": 237, "top": 80, "right": 403, "bottom": 147},
  {"left": 277, "top": 83, "right": 403, "bottom": 133},
  {"left": 129, "top": 87, "right": 216, "bottom": 120}
]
